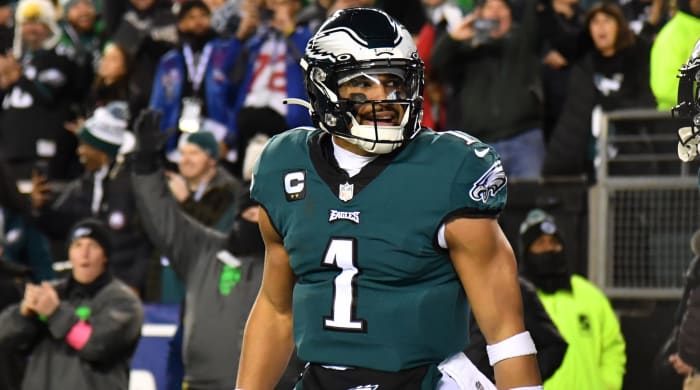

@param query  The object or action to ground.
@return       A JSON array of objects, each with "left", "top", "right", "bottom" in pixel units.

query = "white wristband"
[{"left": 486, "top": 331, "right": 537, "bottom": 366}]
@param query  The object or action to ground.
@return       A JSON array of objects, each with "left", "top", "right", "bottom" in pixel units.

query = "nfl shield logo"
[{"left": 339, "top": 182, "right": 354, "bottom": 202}]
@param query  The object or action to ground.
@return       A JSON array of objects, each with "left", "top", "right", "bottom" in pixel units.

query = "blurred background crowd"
[{"left": 0, "top": 0, "right": 697, "bottom": 388}]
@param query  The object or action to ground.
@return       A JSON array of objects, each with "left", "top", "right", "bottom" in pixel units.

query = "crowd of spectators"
[
  {"left": 0, "top": 0, "right": 693, "bottom": 285},
  {"left": 0, "top": 0, "right": 696, "bottom": 388}
]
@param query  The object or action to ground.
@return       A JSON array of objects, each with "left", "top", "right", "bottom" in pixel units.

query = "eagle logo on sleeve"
[{"left": 469, "top": 161, "right": 507, "bottom": 203}]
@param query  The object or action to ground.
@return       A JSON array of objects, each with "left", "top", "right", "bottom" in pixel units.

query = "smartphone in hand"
[{"left": 33, "top": 159, "right": 50, "bottom": 178}]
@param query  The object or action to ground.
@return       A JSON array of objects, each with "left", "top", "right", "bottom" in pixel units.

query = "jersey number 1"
[{"left": 322, "top": 238, "right": 367, "bottom": 332}]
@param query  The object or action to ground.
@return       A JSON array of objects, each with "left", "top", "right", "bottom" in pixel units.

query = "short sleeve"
[{"left": 444, "top": 131, "right": 508, "bottom": 218}]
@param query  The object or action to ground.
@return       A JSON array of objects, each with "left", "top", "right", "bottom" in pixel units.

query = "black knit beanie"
[
  {"left": 518, "top": 209, "right": 563, "bottom": 256},
  {"left": 67, "top": 218, "right": 112, "bottom": 258}
]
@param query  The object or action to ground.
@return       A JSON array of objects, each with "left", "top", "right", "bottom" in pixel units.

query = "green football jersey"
[{"left": 251, "top": 128, "right": 507, "bottom": 372}]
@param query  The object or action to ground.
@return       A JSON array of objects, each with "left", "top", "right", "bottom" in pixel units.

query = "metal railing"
[{"left": 588, "top": 107, "right": 699, "bottom": 299}]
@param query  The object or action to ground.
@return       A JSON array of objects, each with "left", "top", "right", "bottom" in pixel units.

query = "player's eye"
[
  {"left": 345, "top": 77, "right": 374, "bottom": 89},
  {"left": 383, "top": 77, "right": 401, "bottom": 88}
]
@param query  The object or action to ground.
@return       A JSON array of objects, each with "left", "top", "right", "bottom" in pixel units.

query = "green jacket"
[
  {"left": 650, "top": 12, "right": 700, "bottom": 110},
  {"left": 538, "top": 275, "right": 626, "bottom": 390}
]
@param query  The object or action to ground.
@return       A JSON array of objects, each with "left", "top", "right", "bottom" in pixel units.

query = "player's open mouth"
[{"left": 360, "top": 110, "right": 398, "bottom": 126}]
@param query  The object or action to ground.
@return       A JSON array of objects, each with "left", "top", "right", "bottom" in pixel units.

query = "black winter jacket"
[
  {"left": 34, "top": 162, "right": 153, "bottom": 290},
  {"left": 542, "top": 43, "right": 656, "bottom": 179},
  {"left": 431, "top": 0, "right": 543, "bottom": 142},
  {"left": 0, "top": 47, "right": 82, "bottom": 180}
]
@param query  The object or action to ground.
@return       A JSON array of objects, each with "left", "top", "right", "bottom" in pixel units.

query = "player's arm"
[
  {"left": 446, "top": 217, "right": 542, "bottom": 390},
  {"left": 236, "top": 206, "right": 296, "bottom": 390}
]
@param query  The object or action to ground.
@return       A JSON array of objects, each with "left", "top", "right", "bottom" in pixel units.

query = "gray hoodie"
[{"left": 131, "top": 170, "right": 264, "bottom": 389}]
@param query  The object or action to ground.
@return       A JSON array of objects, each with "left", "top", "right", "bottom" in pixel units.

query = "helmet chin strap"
[
  {"left": 343, "top": 133, "right": 402, "bottom": 154},
  {"left": 283, "top": 97, "right": 413, "bottom": 155}
]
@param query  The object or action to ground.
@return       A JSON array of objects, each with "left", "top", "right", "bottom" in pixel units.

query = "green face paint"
[{"left": 218, "top": 264, "right": 241, "bottom": 296}]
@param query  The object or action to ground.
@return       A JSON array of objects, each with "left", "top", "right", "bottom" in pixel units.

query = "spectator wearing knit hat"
[
  {"left": 129, "top": 107, "right": 304, "bottom": 390},
  {"left": 167, "top": 130, "right": 243, "bottom": 230},
  {"left": 160, "top": 129, "right": 244, "bottom": 390},
  {"left": 0, "top": 217, "right": 144, "bottom": 390},
  {"left": 518, "top": 208, "right": 627, "bottom": 390},
  {"left": 30, "top": 101, "right": 154, "bottom": 295},
  {"left": 0, "top": 0, "right": 83, "bottom": 182}
]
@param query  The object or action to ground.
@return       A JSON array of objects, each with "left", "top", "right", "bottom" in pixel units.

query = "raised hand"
[
  {"left": 448, "top": 13, "right": 477, "bottom": 42},
  {"left": 30, "top": 171, "right": 52, "bottom": 210},
  {"left": 133, "top": 109, "right": 165, "bottom": 155},
  {"left": 131, "top": 109, "right": 170, "bottom": 173}
]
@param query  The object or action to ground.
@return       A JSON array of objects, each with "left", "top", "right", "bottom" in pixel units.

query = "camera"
[{"left": 473, "top": 18, "right": 499, "bottom": 45}]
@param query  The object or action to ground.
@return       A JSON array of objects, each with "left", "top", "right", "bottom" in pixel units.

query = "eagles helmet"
[
  {"left": 675, "top": 38, "right": 700, "bottom": 162},
  {"left": 299, "top": 8, "right": 424, "bottom": 154}
]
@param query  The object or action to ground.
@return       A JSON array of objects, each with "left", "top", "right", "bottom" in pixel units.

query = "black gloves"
[
  {"left": 131, "top": 109, "right": 169, "bottom": 174},
  {"left": 226, "top": 189, "right": 264, "bottom": 256}
]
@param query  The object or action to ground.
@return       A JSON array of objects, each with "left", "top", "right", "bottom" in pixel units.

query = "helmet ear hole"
[{"left": 301, "top": 8, "right": 425, "bottom": 150}]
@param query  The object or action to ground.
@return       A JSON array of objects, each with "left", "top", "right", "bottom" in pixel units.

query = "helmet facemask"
[
  {"left": 300, "top": 8, "right": 425, "bottom": 154},
  {"left": 674, "top": 38, "right": 700, "bottom": 162},
  {"left": 306, "top": 59, "right": 424, "bottom": 154}
]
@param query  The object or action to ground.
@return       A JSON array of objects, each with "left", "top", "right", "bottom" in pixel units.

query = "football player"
[
  {"left": 236, "top": 8, "right": 542, "bottom": 390},
  {"left": 675, "top": 37, "right": 700, "bottom": 162}
]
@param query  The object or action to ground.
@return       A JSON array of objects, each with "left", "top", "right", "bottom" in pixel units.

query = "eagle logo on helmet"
[
  {"left": 299, "top": 8, "right": 426, "bottom": 154},
  {"left": 305, "top": 17, "right": 405, "bottom": 64}
]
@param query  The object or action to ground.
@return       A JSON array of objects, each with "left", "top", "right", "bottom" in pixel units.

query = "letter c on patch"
[{"left": 284, "top": 171, "right": 306, "bottom": 201}]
